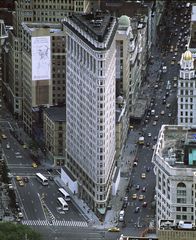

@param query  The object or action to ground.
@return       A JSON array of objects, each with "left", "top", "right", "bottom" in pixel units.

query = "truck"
[
  {"left": 138, "top": 136, "right": 144, "bottom": 145},
  {"left": 178, "top": 221, "right": 193, "bottom": 229}
]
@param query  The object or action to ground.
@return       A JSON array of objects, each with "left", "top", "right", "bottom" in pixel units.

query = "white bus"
[
  {"left": 58, "top": 188, "right": 71, "bottom": 201},
  {"left": 35, "top": 173, "right": 48, "bottom": 186},
  {"left": 57, "top": 197, "right": 69, "bottom": 211}
]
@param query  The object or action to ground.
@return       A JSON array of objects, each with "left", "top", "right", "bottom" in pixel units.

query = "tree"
[
  {"left": 1, "top": 161, "right": 9, "bottom": 184},
  {"left": 0, "top": 222, "right": 42, "bottom": 240}
]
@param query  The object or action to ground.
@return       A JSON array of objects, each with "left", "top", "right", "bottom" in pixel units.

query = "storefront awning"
[{"left": 97, "top": 207, "right": 106, "bottom": 215}]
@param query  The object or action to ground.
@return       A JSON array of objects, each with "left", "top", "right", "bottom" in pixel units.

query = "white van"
[
  {"left": 162, "top": 66, "right": 167, "bottom": 73},
  {"left": 119, "top": 210, "right": 125, "bottom": 222},
  {"left": 151, "top": 109, "right": 155, "bottom": 116}
]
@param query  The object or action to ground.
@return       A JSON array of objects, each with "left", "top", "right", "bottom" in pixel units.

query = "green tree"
[
  {"left": 0, "top": 222, "right": 42, "bottom": 240},
  {"left": 1, "top": 161, "right": 9, "bottom": 184},
  {"left": 8, "top": 189, "right": 16, "bottom": 209}
]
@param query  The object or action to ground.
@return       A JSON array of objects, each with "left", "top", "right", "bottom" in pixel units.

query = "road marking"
[{"left": 21, "top": 220, "right": 88, "bottom": 227}]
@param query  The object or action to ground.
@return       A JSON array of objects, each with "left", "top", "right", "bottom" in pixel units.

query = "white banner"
[{"left": 32, "top": 36, "right": 51, "bottom": 80}]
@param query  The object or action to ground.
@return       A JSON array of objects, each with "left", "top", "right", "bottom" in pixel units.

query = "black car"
[
  {"left": 135, "top": 184, "right": 140, "bottom": 190},
  {"left": 146, "top": 167, "right": 151, "bottom": 172},
  {"left": 122, "top": 202, "right": 128, "bottom": 209},
  {"left": 48, "top": 176, "right": 54, "bottom": 181},
  {"left": 146, "top": 142, "right": 150, "bottom": 147},
  {"left": 23, "top": 177, "right": 29, "bottom": 183}
]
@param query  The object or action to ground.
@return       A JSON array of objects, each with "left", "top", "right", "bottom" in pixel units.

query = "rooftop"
[
  {"left": 157, "top": 125, "right": 196, "bottom": 168},
  {"left": 63, "top": 10, "right": 118, "bottom": 50},
  {"left": 44, "top": 106, "right": 66, "bottom": 122},
  {"left": 100, "top": 0, "right": 150, "bottom": 18},
  {"left": 22, "top": 22, "right": 62, "bottom": 34}
]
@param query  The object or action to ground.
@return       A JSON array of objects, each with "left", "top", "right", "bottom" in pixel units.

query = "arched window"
[{"left": 177, "top": 182, "right": 186, "bottom": 188}]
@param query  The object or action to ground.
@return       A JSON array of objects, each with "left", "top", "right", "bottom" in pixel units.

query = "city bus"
[
  {"left": 35, "top": 173, "right": 48, "bottom": 186},
  {"left": 58, "top": 188, "right": 71, "bottom": 201},
  {"left": 57, "top": 197, "right": 69, "bottom": 211}
]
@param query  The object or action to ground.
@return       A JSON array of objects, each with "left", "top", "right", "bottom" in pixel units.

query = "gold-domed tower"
[{"left": 182, "top": 50, "right": 193, "bottom": 61}]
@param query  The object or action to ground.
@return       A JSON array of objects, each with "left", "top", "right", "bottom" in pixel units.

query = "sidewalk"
[{"left": 102, "top": 130, "right": 139, "bottom": 228}]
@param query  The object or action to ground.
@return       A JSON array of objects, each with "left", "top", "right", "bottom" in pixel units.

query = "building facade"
[
  {"left": 64, "top": 12, "right": 117, "bottom": 214},
  {"left": 43, "top": 106, "right": 66, "bottom": 166},
  {"left": 153, "top": 125, "right": 196, "bottom": 225},
  {"left": 21, "top": 23, "right": 66, "bottom": 135},
  {"left": 115, "top": 15, "right": 133, "bottom": 160},
  {"left": 177, "top": 50, "right": 196, "bottom": 126},
  {"left": 2, "top": 0, "right": 97, "bottom": 122}
]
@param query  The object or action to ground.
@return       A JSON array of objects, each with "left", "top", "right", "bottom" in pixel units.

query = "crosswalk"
[{"left": 21, "top": 219, "right": 88, "bottom": 227}]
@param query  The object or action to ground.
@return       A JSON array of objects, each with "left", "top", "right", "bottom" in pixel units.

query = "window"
[{"left": 177, "top": 198, "right": 186, "bottom": 203}]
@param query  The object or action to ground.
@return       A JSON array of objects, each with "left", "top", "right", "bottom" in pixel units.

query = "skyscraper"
[
  {"left": 64, "top": 11, "right": 118, "bottom": 213},
  {"left": 177, "top": 50, "right": 195, "bottom": 126}
]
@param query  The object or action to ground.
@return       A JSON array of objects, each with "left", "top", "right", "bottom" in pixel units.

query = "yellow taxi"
[
  {"left": 139, "top": 195, "right": 144, "bottom": 201},
  {"left": 32, "top": 162, "right": 38, "bottom": 168},
  {"left": 132, "top": 193, "right": 137, "bottom": 199},
  {"left": 18, "top": 180, "right": 24, "bottom": 186},
  {"left": 1, "top": 134, "right": 7, "bottom": 139},
  {"left": 23, "top": 144, "right": 28, "bottom": 149},
  {"left": 16, "top": 176, "right": 22, "bottom": 181},
  {"left": 108, "top": 227, "right": 120, "bottom": 232}
]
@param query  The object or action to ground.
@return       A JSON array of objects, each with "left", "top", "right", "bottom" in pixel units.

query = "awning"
[{"left": 97, "top": 207, "right": 106, "bottom": 215}]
